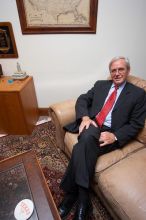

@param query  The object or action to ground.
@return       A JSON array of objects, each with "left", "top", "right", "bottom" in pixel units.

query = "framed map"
[
  {"left": 16, "top": 0, "right": 98, "bottom": 34},
  {"left": 0, "top": 22, "right": 18, "bottom": 58}
]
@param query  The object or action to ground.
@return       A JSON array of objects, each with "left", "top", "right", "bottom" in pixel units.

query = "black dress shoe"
[
  {"left": 58, "top": 193, "right": 77, "bottom": 219},
  {"left": 73, "top": 200, "right": 92, "bottom": 220}
]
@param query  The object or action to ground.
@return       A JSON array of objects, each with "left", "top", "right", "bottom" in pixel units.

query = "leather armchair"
[{"left": 49, "top": 75, "right": 146, "bottom": 220}]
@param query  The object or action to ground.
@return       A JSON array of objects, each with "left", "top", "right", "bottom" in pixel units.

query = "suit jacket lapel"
[
  {"left": 95, "top": 81, "right": 112, "bottom": 113},
  {"left": 113, "top": 82, "right": 131, "bottom": 112}
]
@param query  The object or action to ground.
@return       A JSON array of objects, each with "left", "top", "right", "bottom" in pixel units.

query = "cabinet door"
[
  {"left": 0, "top": 94, "right": 8, "bottom": 134},
  {"left": 20, "top": 78, "right": 39, "bottom": 134},
  {"left": 2, "top": 92, "right": 28, "bottom": 134}
]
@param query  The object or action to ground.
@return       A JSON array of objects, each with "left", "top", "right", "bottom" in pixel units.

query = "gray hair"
[{"left": 109, "top": 56, "right": 130, "bottom": 71}]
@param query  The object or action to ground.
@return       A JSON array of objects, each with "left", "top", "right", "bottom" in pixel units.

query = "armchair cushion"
[
  {"left": 96, "top": 148, "right": 146, "bottom": 220},
  {"left": 64, "top": 131, "right": 145, "bottom": 173}
]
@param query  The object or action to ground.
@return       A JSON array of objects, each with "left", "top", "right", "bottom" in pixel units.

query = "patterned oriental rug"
[{"left": 0, "top": 121, "right": 112, "bottom": 220}]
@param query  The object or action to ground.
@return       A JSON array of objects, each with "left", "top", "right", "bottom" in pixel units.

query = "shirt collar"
[{"left": 111, "top": 81, "right": 126, "bottom": 89}]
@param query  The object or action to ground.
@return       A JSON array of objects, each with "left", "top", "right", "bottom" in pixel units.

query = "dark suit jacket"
[{"left": 65, "top": 80, "right": 146, "bottom": 147}]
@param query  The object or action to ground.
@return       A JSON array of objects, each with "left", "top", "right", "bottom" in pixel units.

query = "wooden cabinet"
[{"left": 0, "top": 76, "right": 39, "bottom": 135}]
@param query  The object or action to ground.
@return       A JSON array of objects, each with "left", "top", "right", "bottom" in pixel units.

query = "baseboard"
[{"left": 38, "top": 108, "right": 49, "bottom": 116}]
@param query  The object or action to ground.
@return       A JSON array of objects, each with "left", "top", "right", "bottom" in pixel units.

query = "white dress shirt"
[{"left": 103, "top": 81, "right": 126, "bottom": 127}]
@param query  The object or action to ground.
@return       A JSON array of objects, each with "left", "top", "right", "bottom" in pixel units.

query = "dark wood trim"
[
  {"left": 0, "top": 22, "right": 18, "bottom": 58},
  {"left": 38, "top": 108, "right": 49, "bottom": 116},
  {"left": 16, "top": 0, "right": 98, "bottom": 34},
  {"left": 0, "top": 150, "right": 61, "bottom": 220}
]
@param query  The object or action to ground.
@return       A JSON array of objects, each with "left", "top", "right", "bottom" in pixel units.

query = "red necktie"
[{"left": 96, "top": 85, "right": 118, "bottom": 127}]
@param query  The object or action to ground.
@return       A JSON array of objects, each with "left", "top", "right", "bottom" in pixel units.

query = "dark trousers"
[{"left": 60, "top": 124, "right": 118, "bottom": 193}]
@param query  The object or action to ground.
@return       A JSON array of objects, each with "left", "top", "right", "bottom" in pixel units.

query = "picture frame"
[
  {"left": 16, "top": 0, "right": 98, "bottom": 34},
  {"left": 0, "top": 22, "right": 18, "bottom": 58}
]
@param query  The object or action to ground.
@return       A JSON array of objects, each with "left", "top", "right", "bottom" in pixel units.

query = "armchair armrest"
[{"left": 48, "top": 99, "right": 76, "bottom": 150}]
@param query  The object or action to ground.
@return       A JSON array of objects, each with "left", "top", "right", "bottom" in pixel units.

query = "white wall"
[{"left": 0, "top": 0, "right": 146, "bottom": 107}]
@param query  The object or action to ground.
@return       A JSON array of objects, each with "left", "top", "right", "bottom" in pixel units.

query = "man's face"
[{"left": 110, "top": 59, "right": 130, "bottom": 86}]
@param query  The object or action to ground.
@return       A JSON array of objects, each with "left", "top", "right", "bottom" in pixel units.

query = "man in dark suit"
[{"left": 58, "top": 56, "right": 146, "bottom": 220}]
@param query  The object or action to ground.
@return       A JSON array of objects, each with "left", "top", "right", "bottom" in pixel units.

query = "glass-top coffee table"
[{"left": 0, "top": 150, "right": 61, "bottom": 220}]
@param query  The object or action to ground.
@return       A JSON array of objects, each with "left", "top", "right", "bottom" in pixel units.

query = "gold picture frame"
[
  {"left": 0, "top": 22, "right": 18, "bottom": 58},
  {"left": 16, "top": 0, "right": 98, "bottom": 34}
]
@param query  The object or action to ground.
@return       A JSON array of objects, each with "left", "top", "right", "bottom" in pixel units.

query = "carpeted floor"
[{"left": 0, "top": 121, "right": 112, "bottom": 220}]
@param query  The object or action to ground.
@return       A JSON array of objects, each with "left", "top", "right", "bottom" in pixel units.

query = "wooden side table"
[{"left": 0, "top": 76, "right": 39, "bottom": 135}]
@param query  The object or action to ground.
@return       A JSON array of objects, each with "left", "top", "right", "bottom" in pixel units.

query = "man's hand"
[
  {"left": 99, "top": 131, "right": 116, "bottom": 147},
  {"left": 79, "top": 116, "right": 97, "bottom": 134}
]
